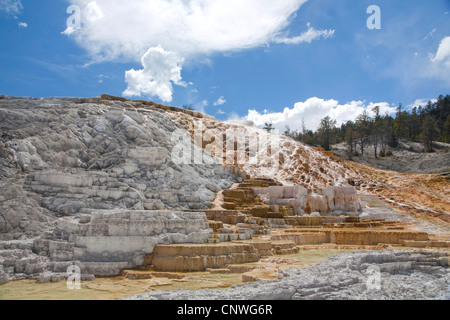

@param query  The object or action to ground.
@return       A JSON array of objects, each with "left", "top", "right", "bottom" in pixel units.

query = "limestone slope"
[
  {"left": 169, "top": 112, "right": 449, "bottom": 229},
  {"left": 1, "top": 95, "right": 448, "bottom": 238},
  {"left": 0, "top": 96, "right": 242, "bottom": 238},
  {"left": 125, "top": 250, "right": 450, "bottom": 300},
  {"left": 169, "top": 114, "right": 360, "bottom": 188},
  {"left": 0, "top": 95, "right": 449, "bottom": 284}
]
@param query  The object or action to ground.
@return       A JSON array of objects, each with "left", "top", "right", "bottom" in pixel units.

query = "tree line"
[{"left": 270, "top": 94, "right": 450, "bottom": 158}]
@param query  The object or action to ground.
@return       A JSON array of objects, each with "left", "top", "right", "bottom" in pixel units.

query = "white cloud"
[
  {"left": 123, "top": 46, "right": 186, "bottom": 103},
  {"left": 84, "top": 1, "right": 104, "bottom": 22},
  {"left": 61, "top": 26, "right": 77, "bottom": 36},
  {"left": 407, "top": 98, "right": 438, "bottom": 110},
  {"left": 274, "top": 23, "right": 335, "bottom": 45},
  {"left": 213, "top": 96, "right": 227, "bottom": 106},
  {"left": 431, "top": 36, "right": 450, "bottom": 68},
  {"left": 17, "top": 21, "right": 27, "bottom": 28},
  {"left": 0, "top": 0, "right": 23, "bottom": 15},
  {"left": 217, "top": 109, "right": 226, "bottom": 115},
  {"left": 193, "top": 100, "right": 208, "bottom": 114},
  {"left": 422, "top": 36, "right": 450, "bottom": 85},
  {"left": 227, "top": 112, "right": 244, "bottom": 122},
  {"left": 97, "top": 74, "right": 112, "bottom": 83},
  {"left": 68, "top": 0, "right": 307, "bottom": 60},
  {"left": 246, "top": 97, "right": 397, "bottom": 131},
  {"left": 423, "top": 28, "right": 437, "bottom": 41},
  {"left": 65, "top": 0, "right": 317, "bottom": 101}
]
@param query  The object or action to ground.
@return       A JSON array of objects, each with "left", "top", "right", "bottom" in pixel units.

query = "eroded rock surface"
[
  {"left": 1, "top": 96, "right": 448, "bottom": 300},
  {"left": 0, "top": 210, "right": 213, "bottom": 281},
  {"left": 0, "top": 97, "right": 244, "bottom": 238},
  {"left": 0, "top": 96, "right": 245, "bottom": 281},
  {"left": 253, "top": 185, "right": 362, "bottom": 216},
  {"left": 125, "top": 250, "right": 450, "bottom": 300}
]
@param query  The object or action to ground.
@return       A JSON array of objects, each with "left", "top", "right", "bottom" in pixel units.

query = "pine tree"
[
  {"left": 344, "top": 121, "right": 356, "bottom": 155},
  {"left": 408, "top": 107, "right": 421, "bottom": 140},
  {"left": 355, "top": 110, "right": 371, "bottom": 155},
  {"left": 263, "top": 123, "right": 274, "bottom": 133},
  {"left": 421, "top": 115, "right": 440, "bottom": 152},
  {"left": 443, "top": 115, "right": 450, "bottom": 143},
  {"left": 318, "top": 116, "right": 336, "bottom": 151},
  {"left": 371, "top": 106, "right": 382, "bottom": 158}
]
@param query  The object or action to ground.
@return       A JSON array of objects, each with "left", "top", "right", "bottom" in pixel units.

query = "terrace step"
[{"left": 144, "top": 243, "right": 261, "bottom": 272}]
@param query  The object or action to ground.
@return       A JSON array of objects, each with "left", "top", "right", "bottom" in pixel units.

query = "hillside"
[
  {"left": 0, "top": 95, "right": 448, "bottom": 300},
  {"left": 170, "top": 110, "right": 450, "bottom": 229},
  {"left": 1, "top": 94, "right": 448, "bottom": 237},
  {"left": 0, "top": 96, "right": 244, "bottom": 238},
  {"left": 332, "top": 140, "right": 450, "bottom": 174}
]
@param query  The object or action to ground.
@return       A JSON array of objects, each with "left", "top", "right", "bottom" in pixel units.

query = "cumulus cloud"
[
  {"left": 0, "top": 0, "right": 23, "bottom": 15},
  {"left": 17, "top": 21, "right": 27, "bottom": 28},
  {"left": 407, "top": 98, "right": 438, "bottom": 109},
  {"left": 67, "top": 0, "right": 307, "bottom": 59},
  {"left": 431, "top": 36, "right": 450, "bottom": 68},
  {"left": 213, "top": 97, "right": 227, "bottom": 106},
  {"left": 274, "top": 22, "right": 335, "bottom": 44},
  {"left": 422, "top": 36, "right": 450, "bottom": 85},
  {"left": 246, "top": 97, "right": 397, "bottom": 131},
  {"left": 123, "top": 47, "right": 186, "bottom": 103},
  {"left": 64, "top": 0, "right": 336, "bottom": 102}
]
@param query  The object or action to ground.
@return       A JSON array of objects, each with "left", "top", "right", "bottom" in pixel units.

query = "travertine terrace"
[{"left": 0, "top": 95, "right": 448, "bottom": 299}]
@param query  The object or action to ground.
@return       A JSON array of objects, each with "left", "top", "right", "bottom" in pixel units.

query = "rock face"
[
  {"left": 253, "top": 185, "right": 362, "bottom": 216},
  {"left": 1, "top": 210, "right": 212, "bottom": 280},
  {"left": 125, "top": 250, "right": 450, "bottom": 300},
  {"left": 0, "top": 96, "right": 246, "bottom": 280},
  {"left": 1, "top": 96, "right": 448, "bottom": 300},
  {"left": 271, "top": 230, "right": 429, "bottom": 246},
  {"left": 147, "top": 243, "right": 261, "bottom": 272},
  {"left": 56, "top": 210, "right": 209, "bottom": 270},
  {"left": 0, "top": 97, "right": 243, "bottom": 237},
  {"left": 324, "top": 186, "right": 362, "bottom": 214},
  {"left": 173, "top": 115, "right": 361, "bottom": 189}
]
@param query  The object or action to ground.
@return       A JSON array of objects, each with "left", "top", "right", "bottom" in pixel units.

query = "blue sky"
[{"left": 1, "top": 0, "right": 449, "bottom": 130}]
